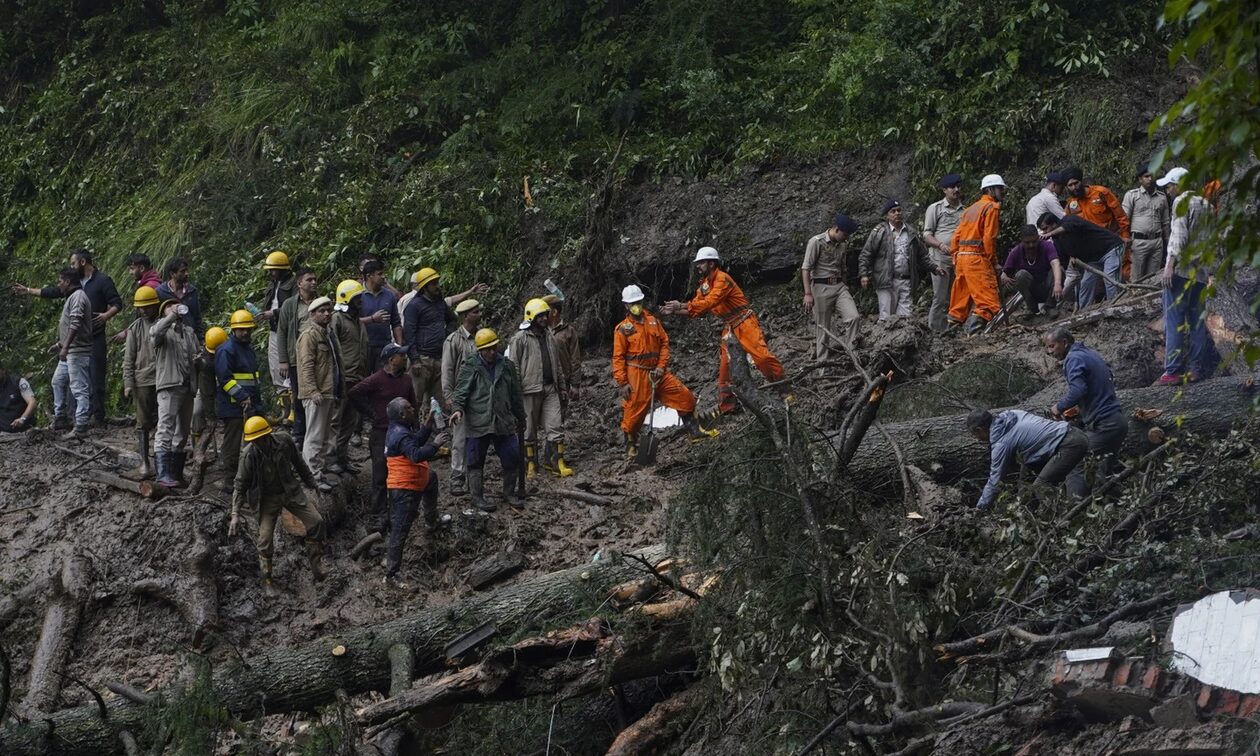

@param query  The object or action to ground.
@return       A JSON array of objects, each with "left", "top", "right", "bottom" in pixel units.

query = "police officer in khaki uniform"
[
  {"left": 801, "top": 213, "right": 860, "bottom": 362},
  {"left": 1122, "top": 162, "right": 1171, "bottom": 282},
  {"left": 923, "top": 173, "right": 966, "bottom": 332}
]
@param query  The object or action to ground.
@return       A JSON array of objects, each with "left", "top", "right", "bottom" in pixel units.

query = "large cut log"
[
  {"left": 20, "top": 556, "right": 94, "bottom": 717},
  {"left": 840, "top": 374, "right": 1258, "bottom": 496},
  {"left": 0, "top": 545, "right": 667, "bottom": 756}
]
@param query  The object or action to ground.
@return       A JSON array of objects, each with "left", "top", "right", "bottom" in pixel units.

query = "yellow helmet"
[
  {"left": 474, "top": 327, "right": 500, "bottom": 350},
  {"left": 336, "top": 278, "right": 366, "bottom": 305},
  {"left": 412, "top": 267, "right": 439, "bottom": 289},
  {"left": 523, "top": 297, "right": 551, "bottom": 322},
  {"left": 264, "top": 251, "right": 291, "bottom": 270},
  {"left": 243, "top": 415, "right": 273, "bottom": 441},
  {"left": 229, "top": 309, "right": 257, "bottom": 330},
  {"left": 133, "top": 286, "right": 159, "bottom": 308},
  {"left": 204, "top": 326, "right": 228, "bottom": 353}
]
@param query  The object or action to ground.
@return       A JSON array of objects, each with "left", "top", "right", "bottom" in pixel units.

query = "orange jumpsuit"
[
  {"left": 948, "top": 194, "right": 1003, "bottom": 323},
  {"left": 1066, "top": 184, "right": 1130, "bottom": 278},
  {"left": 612, "top": 312, "right": 696, "bottom": 434},
  {"left": 685, "top": 269, "right": 785, "bottom": 412}
]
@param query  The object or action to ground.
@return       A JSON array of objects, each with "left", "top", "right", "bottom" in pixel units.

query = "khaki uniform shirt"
[
  {"left": 1122, "top": 187, "right": 1171, "bottom": 240},
  {"left": 507, "top": 326, "right": 567, "bottom": 395},
  {"left": 150, "top": 311, "right": 200, "bottom": 391},
  {"left": 231, "top": 431, "right": 315, "bottom": 515},
  {"left": 551, "top": 321, "right": 581, "bottom": 385},
  {"left": 801, "top": 232, "right": 848, "bottom": 280},
  {"left": 923, "top": 199, "right": 965, "bottom": 252}
]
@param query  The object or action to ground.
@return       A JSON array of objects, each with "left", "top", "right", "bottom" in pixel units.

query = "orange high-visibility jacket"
[
  {"left": 950, "top": 195, "right": 1002, "bottom": 263},
  {"left": 612, "top": 312, "right": 671, "bottom": 385},
  {"left": 1066, "top": 185, "right": 1130, "bottom": 241},
  {"left": 686, "top": 269, "right": 750, "bottom": 321}
]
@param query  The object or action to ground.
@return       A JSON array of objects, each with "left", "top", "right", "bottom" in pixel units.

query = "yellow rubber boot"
[
  {"left": 554, "top": 442, "right": 574, "bottom": 478},
  {"left": 525, "top": 443, "right": 538, "bottom": 479}
]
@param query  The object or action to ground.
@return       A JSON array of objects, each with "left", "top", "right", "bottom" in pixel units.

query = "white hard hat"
[
  {"left": 1156, "top": 166, "right": 1188, "bottom": 188},
  {"left": 693, "top": 246, "right": 720, "bottom": 263},
  {"left": 621, "top": 284, "right": 645, "bottom": 304},
  {"left": 980, "top": 174, "right": 1006, "bottom": 190}
]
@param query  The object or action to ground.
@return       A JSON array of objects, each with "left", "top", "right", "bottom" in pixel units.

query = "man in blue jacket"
[
  {"left": 216, "top": 309, "right": 265, "bottom": 491},
  {"left": 1043, "top": 326, "right": 1127, "bottom": 496},
  {"left": 383, "top": 397, "right": 449, "bottom": 585}
]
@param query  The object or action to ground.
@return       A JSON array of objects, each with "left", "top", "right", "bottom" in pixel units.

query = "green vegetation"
[
  {"left": 1, "top": 0, "right": 1162, "bottom": 389},
  {"left": 1151, "top": 0, "right": 1260, "bottom": 360}
]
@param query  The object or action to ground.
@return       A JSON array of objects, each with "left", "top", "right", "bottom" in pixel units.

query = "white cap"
[
  {"left": 308, "top": 296, "right": 333, "bottom": 312},
  {"left": 1157, "top": 166, "right": 1189, "bottom": 187},
  {"left": 694, "top": 246, "right": 720, "bottom": 262},
  {"left": 621, "top": 284, "right": 645, "bottom": 304},
  {"left": 980, "top": 174, "right": 1006, "bottom": 190}
]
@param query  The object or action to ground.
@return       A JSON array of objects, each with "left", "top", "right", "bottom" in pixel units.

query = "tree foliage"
[{"left": 1150, "top": 0, "right": 1260, "bottom": 354}]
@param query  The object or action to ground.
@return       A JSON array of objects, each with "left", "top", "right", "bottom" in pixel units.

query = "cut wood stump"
[{"left": 84, "top": 470, "right": 172, "bottom": 500}]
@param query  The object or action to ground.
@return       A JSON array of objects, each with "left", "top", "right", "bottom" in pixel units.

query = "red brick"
[
  {"left": 1197, "top": 685, "right": 1216, "bottom": 710},
  {"left": 1140, "top": 665, "right": 1162, "bottom": 693},
  {"left": 1112, "top": 661, "right": 1133, "bottom": 687},
  {"left": 1237, "top": 695, "right": 1260, "bottom": 718},
  {"left": 1215, "top": 689, "right": 1241, "bottom": 716}
]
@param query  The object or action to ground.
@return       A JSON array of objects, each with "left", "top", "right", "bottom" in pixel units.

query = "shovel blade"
[{"left": 635, "top": 433, "right": 659, "bottom": 465}]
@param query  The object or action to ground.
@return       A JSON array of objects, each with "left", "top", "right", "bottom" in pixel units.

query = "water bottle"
[
  {"left": 244, "top": 301, "right": 262, "bottom": 317},
  {"left": 175, "top": 304, "right": 189, "bottom": 316},
  {"left": 430, "top": 396, "right": 447, "bottom": 429},
  {"left": 543, "top": 278, "right": 565, "bottom": 302}
]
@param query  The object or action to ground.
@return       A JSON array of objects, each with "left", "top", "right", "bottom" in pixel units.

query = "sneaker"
[
  {"left": 326, "top": 461, "right": 347, "bottom": 474},
  {"left": 52, "top": 415, "right": 73, "bottom": 431},
  {"left": 1154, "top": 373, "right": 1183, "bottom": 386},
  {"left": 61, "top": 426, "right": 88, "bottom": 441},
  {"left": 1186, "top": 372, "right": 1204, "bottom": 384}
]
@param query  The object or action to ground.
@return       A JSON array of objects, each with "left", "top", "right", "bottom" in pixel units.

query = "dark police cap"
[
  {"left": 833, "top": 213, "right": 859, "bottom": 233},
  {"left": 881, "top": 198, "right": 902, "bottom": 215},
  {"left": 938, "top": 173, "right": 962, "bottom": 188}
]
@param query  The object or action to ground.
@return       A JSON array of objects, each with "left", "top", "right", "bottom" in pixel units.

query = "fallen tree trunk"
[
  {"left": 0, "top": 545, "right": 668, "bottom": 756},
  {"left": 358, "top": 616, "right": 694, "bottom": 731},
  {"left": 840, "top": 374, "right": 1258, "bottom": 496},
  {"left": 20, "top": 556, "right": 94, "bottom": 716}
]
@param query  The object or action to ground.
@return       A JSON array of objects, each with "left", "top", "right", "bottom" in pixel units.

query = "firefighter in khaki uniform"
[
  {"left": 663, "top": 247, "right": 790, "bottom": 414},
  {"left": 228, "top": 416, "right": 327, "bottom": 596},
  {"left": 613, "top": 285, "right": 718, "bottom": 458},
  {"left": 123, "top": 286, "right": 160, "bottom": 478},
  {"left": 948, "top": 174, "right": 1006, "bottom": 333}
]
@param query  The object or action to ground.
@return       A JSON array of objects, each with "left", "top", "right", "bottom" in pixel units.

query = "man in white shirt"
[{"left": 1025, "top": 171, "right": 1065, "bottom": 225}]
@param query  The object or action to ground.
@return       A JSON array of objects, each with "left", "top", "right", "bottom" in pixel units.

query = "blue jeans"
[
  {"left": 1163, "top": 275, "right": 1216, "bottom": 378},
  {"left": 465, "top": 433, "right": 521, "bottom": 471},
  {"left": 1077, "top": 245, "right": 1123, "bottom": 309},
  {"left": 53, "top": 353, "right": 92, "bottom": 428}
]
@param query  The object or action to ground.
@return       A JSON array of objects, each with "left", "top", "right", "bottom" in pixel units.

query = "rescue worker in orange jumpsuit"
[
  {"left": 1062, "top": 165, "right": 1130, "bottom": 288},
  {"left": 948, "top": 174, "right": 1006, "bottom": 334},
  {"left": 663, "top": 247, "right": 790, "bottom": 414},
  {"left": 613, "top": 284, "right": 718, "bottom": 458}
]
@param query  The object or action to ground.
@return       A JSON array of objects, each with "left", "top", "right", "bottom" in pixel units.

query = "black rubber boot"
[
  {"left": 469, "top": 469, "right": 495, "bottom": 512},
  {"left": 502, "top": 468, "right": 524, "bottom": 510}
]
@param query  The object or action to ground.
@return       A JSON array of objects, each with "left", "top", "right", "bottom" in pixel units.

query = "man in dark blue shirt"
[
  {"left": 404, "top": 268, "right": 455, "bottom": 416},
  {"left": 13, "top": 248, "right": 122, "bottom": 424},
  {"left": 358, "top": 260, "right": 403, "bottom": 374},
  {"left": 1043, "top": 326, "right": 1127, "bottom": 497}
]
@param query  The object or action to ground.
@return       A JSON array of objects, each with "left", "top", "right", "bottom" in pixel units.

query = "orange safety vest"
[
  {"left": 686, "top": 269, "right": 752, "bottom": 322},
  {"left": 950, "top": 195, "right": 1002, "bottom": 263},
  {"left": 612, "top": 313, "right": 671, "bottom": 385}
]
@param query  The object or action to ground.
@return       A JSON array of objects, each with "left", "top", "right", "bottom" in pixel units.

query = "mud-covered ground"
[{"left": 0, "top": 260, "right": 1197, "bottom": 726}]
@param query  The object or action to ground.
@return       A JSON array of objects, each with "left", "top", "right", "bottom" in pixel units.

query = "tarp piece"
[{"left": 1169, "top": 589, "right": 1260, "bottom": 693}]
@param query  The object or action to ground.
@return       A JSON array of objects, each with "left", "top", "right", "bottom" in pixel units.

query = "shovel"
[{"left": 635, "top": 376, "right": 659, "bottom": 466}]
